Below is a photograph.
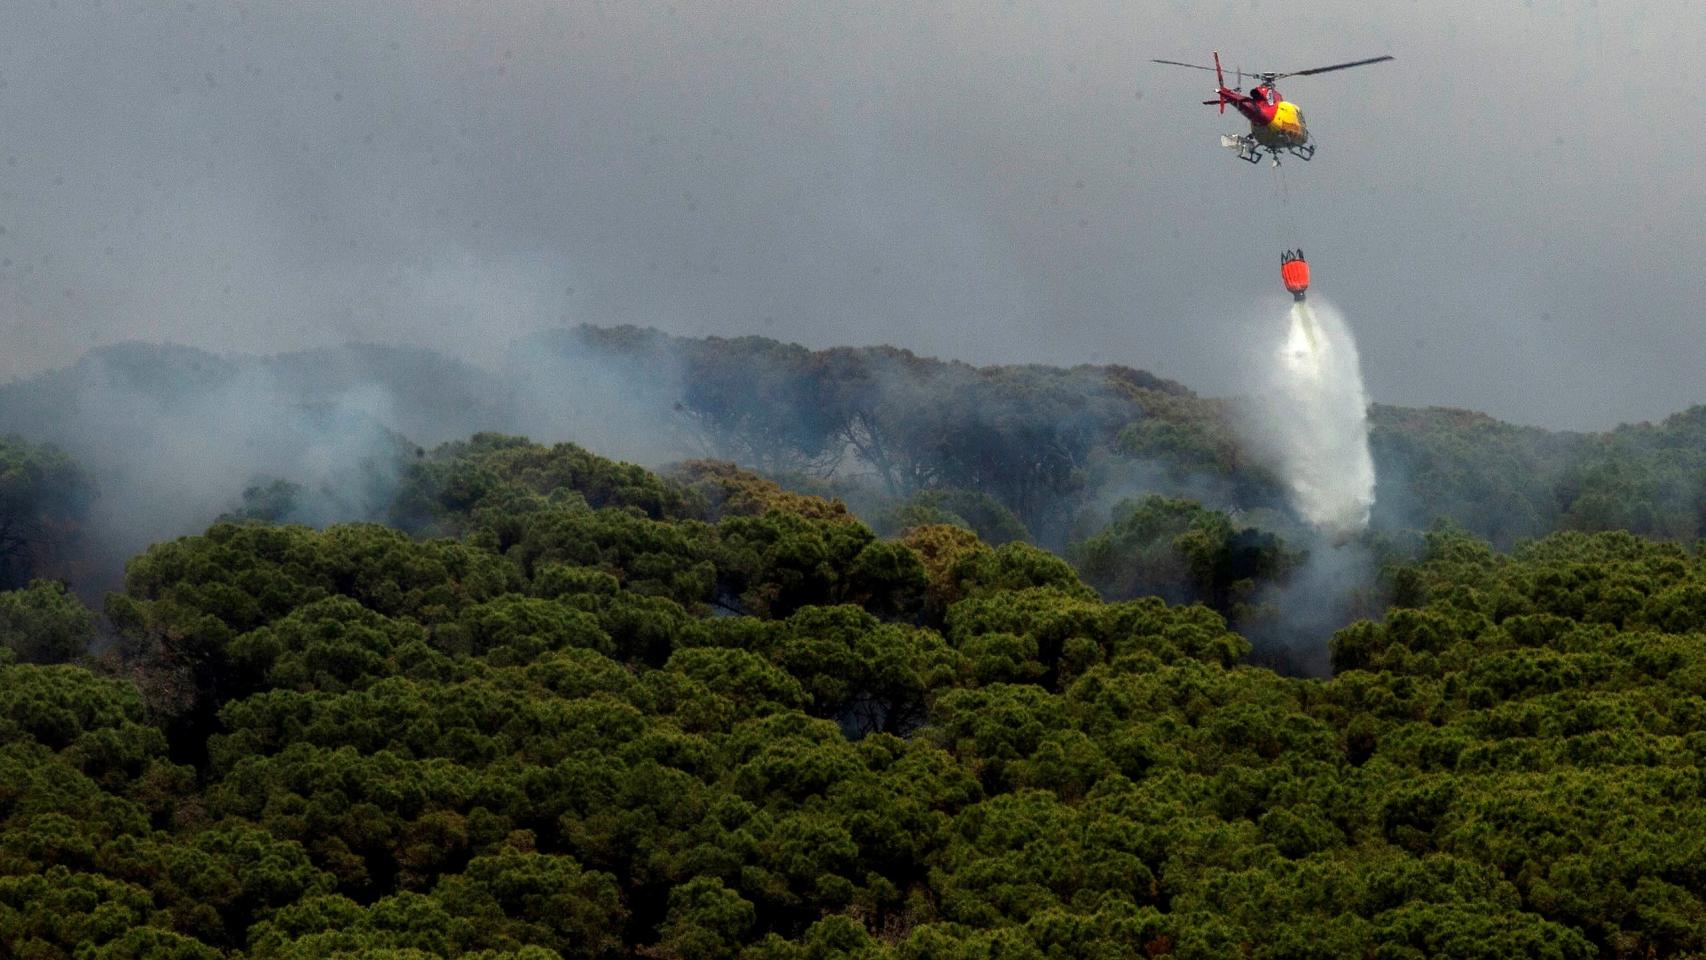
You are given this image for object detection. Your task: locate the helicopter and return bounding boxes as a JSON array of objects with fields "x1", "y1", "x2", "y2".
[{"x1": 1151, "y1": 51, "x2": 1393, "y2": 165}]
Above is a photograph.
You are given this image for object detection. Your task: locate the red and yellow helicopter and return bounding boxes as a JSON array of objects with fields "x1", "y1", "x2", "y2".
[{"x1": 1152, "y1": 52, "x2": 1393, "y2": 165}]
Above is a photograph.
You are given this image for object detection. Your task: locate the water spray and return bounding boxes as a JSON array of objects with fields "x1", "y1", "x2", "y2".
[{"x1": 1253, "y1": 251, "x2": 1375, "y2": 540}]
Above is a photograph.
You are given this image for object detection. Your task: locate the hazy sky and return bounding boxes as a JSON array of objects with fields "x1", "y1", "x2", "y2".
[{"x1": 0, "y1": 0, "x2": 1695, "y2": 430}]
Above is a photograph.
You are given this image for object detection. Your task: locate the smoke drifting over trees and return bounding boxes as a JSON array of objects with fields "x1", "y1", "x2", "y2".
[
  {"x1": 0, "y1": 330, "x2": 1223, "y2": 591},
  {"x1": 6, "y1": 4, "x2": 1706, "y2": 956},
  {"x1": 12, "y1": 327, "x2": 1706, "y2": 666}
]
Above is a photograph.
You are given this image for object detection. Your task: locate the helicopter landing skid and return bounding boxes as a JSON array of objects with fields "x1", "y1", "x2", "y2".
[
  {"x1": 1221, "y1": 136, "x2": 1316, "y2": 167},
  {"x1": 1221, "y1": 134, "x2": 1263, "y2": 164}
]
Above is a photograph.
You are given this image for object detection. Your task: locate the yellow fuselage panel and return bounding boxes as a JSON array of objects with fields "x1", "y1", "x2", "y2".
[{"x1": 1254, "y1": 100, "x2": 1307, "y2": 147}]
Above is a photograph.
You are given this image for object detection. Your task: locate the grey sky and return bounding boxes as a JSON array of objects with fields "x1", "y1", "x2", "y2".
[{"x1": 0, "y1": 0, "x2": 1695, "y2": 430}]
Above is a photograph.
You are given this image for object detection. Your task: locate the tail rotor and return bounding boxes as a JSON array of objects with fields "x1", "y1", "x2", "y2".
[{"x1": 1213, "y1": 51, "x2": 1226, "y2": 114}]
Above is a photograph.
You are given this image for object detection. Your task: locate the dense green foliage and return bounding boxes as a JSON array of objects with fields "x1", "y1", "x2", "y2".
[
  {"x1": 14, "y1": 334, "x2": 1706, "y2": 955},
  {"x1": 0, "y1": 436, "x2": 89, "y2": 590},
  {"x1": 1069, "y1": 496, "x2": 1297, "y2": 611},
  {"x1": 0, "y1": 578, "x2": 97, "y2": 664},
  {"x1": 3, "y1": 437, "x2": 1705, "y2": 958},
  {"x1": 1369, "y1": 404, "x2": 1706, "y2": 547}
]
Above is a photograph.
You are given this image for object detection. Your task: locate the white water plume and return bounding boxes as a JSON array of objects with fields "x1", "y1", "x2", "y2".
[{"x1": 1250, "y1": 300, "x2": 1376, "y2": 537}]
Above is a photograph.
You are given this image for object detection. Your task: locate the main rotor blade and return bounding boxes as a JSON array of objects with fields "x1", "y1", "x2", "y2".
[
  {"x1": 1151, "y1": 58, "x2": 1221, "y2": 74},
  {"x1": 1276, "y1": 55, "x2": 1394, "y2": 79}
]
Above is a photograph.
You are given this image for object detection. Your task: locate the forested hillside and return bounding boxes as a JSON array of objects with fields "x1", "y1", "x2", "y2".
[
  {"x1": 10, "y1": 330, "x2": 1706, "y2": 572},
  {"x1": 7, "y1": 334, "x2": 1706, "y2": 956},
  {"x1": 2, "y1": 437, "x2": 1704, "y2": 957},
  {"x1": 10, "y1": 329, "x2": 1706, "y2": 640}
]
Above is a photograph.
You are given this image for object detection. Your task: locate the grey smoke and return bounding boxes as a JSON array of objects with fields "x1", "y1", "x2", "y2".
[
  {"x1": 1246, "y1": 535, "x2": 1382, "y2": 677},
  {"x1": 0, "y1": 345, "x2": 414, "y2": 591}
]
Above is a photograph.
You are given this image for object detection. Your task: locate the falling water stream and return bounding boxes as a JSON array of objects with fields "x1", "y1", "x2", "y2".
[{"x1": 1266, "y1": 300, "x2": 1375, "y2": 537}]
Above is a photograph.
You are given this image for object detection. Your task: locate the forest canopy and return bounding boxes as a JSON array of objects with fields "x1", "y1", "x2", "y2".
[{"x1": 2, "y1": 427, "x2": 1704, "y2": 958}]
